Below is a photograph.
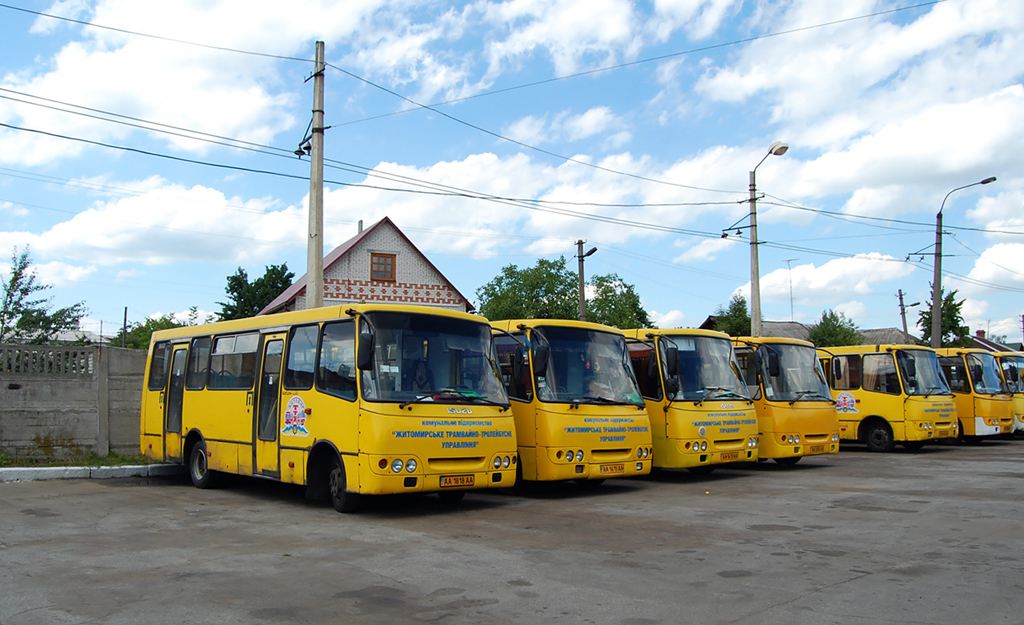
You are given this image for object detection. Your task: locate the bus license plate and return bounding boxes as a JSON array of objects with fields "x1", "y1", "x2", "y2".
[
  {"x1": 809, "y1": 445, "x2": 825, "y2": 453},
  {"x1": 440, "y1": 475, "x2": 474, "y2": 488},
  {"x1": 720, "y1": 452, "x2": 739, "y2": 462},
  {"x1": 600, "y1": 464, "x2": 624, "y2": 475}
]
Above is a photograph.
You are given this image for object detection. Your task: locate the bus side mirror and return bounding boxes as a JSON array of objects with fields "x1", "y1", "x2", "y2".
[
  {"x1": 665, "y1": 377, "x2": 680, "y2": 396},
  {"x1": 663, "y1": 346, "x2": 679, "y2": 377},
  {"x1": 356, "y1": 332, "x2": 374, "y2": 371},
  {"x1": 768, "y1": 352, "x2": 780, "y2": 378},
  {"x1": 905, "y1": 359, "x2": 916, "y2": 378},
  {"x1": 1010, "y1": 367, "x2": 1019, "y2": 383},
  {"x1": 532, "y1": 343, "x2": 549, "y2": 377}
]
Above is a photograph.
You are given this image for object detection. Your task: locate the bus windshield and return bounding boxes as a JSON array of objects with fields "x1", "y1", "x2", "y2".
[
  {"x1": 532, "y1": 326, "x2": 643, "y2": 406},
  {"x1": 360, "y1": 312, "x2": 508, "y2": 405},
  {"x1": 896, "y1": 349, "x2": 951, "y2": 396},
  {"x1": 666, "y1": 335, "x2": 749, "y2": 402},
  {"x1": 1000, "y1": 355, "x2": 1024, "y2": 393},
  {"x1": 760, "y1": 343, "x2": 832, "y2": 402},
  {"x1": 967, "y1": 352, "x2": 1009, "y2": 395}
]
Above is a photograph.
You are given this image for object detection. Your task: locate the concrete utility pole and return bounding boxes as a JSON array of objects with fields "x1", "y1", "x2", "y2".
[
  {"x1": 897, "y1": 289, "x2": 919, "y2": 337},
  {"x1": 306, "y1": 41, "x2": 326, "y2": 310},
  {"x1": 748, "y1": 141, "x2": 788, "y2": 337},
  {"x1": 576, "y1": 240, "x2": 597, "y2": 322}
]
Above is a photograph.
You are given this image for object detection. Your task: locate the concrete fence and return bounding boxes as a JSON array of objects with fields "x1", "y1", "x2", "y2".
[{"x1": 0, "y1": 344, "x2": 146, "y2": 459}]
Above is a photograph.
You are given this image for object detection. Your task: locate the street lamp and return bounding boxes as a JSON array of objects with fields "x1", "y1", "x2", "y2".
[
  {"x1": 930, "y1": 176, "x2": 996, "y2": 347},
  {"x1": 576, "y1": 240, "x2": 597, "y2": 322},
  {"x1": 749, "y1": 141, "x2": 788, "y2": 337}
]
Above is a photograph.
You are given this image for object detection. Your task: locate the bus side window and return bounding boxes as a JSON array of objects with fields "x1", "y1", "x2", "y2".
[
  {"x1": 317, "y1": 321, "x2": 356, "y2": 400},
  {"x1": 285, "y1": 325, "x2": 319, "y2": 390},
  {"x1": 148, "y1": 341, "x2": 171, "y2": 391},
  {"x1": 209, "y1": 333, "x2": 259, "y2": 390},
  {"x1": 939, "y1": 357, "x2": 968, "y2": 394},
  {"x1": 863, "y1": 354, "x2": 899, "y2": 395},
  {"x1": 832, "y1": 355, "x2": 861, "y2": 390},
  {"x1": 627, "y1": 342, "x2": 662, "y2": 400},
  {"x1": 186, "y1": 337, "x2": 211, "y2": 390},
  {"x1": 494, "y1": 335, "x2": 530, "y2": 400}
]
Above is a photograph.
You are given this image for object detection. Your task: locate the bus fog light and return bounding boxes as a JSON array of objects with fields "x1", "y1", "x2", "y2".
[
  {"x1": 503, "y1": 456, "x2": 511, "y2": 468},
  {"x1": 391, "y1": 459, "x2": 404, "y2": 473},
  {"x1": 636, "y1": 462, "x2": 643, "y2": 471},
  {"x1": 575, "y1": 450, "x2": 584, "y2": 462},
  {"x1": 494, "y1": 456, "x2": 502, "y2": 469},
  {"x1": 406, "y1": 459, "x2": 417, "y2": 473}
]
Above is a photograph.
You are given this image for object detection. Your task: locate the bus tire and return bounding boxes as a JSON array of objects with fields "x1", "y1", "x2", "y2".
[
  {"x1": 901, "y1": 441, "x2": 926, "y2": 451},
  {"x1": 328, "y1": 455, "x2": 361, "y2": 513},
  {"x1": 189, "y1": 440, "x2": 216, "y2": 489},
  {"x1": 863, "y1": 422, "x2": 895, "y2": 453},
  {"x1": 438, "y1": 490, "x2": 465, "y2": 504},
  {"x1": 774, "y1": 456, "x2": 801, "y2": 466}
]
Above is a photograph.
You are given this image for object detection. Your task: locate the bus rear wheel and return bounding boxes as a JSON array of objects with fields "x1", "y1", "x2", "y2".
[
  {"x1": 863, "y1": 423, "x2": 895, "y2": 452},
  {"x1": 189, "y1": 441, "x2": 216, "y2": 489},
  {"x1": 328, "y1": 455, "x2": 361, "y2": 513}
]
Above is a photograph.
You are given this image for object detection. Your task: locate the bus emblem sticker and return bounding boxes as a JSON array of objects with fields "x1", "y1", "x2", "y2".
[
  {"x1": 835, "y1": 391, "x2": 858, "y2": 414},
  {"x1": 282, "y1": 396, "x2": 310, "y2": 437}
]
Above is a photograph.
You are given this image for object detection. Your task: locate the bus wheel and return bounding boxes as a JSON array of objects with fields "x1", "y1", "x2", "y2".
[
  {"x1": 901, "y1": 441, "x2": 926, "y2": 451},
  {"x1": 438, "y1": 491, "x2": 465, "y2": 504},
  {"x1": 328, "y1": 455, "x2": 361, "y2": 513},
  {"x1": 864, "y1": 424, "x2": 895, "y2": 452},
  {"x1": 774, "y1": 456, "x2": 801, "y2": 466},
  {"x1": 189, "y1": 441, "x2": 216, "y2": 489}
]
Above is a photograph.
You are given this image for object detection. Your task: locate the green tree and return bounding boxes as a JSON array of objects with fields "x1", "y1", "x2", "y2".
[
  {"x1": 918, "y1": 287, "x2": 972, "y2": 347},
  {"x1": 808, "y1": 309, "x2": 862, "y2": 347},
  {"x1": 712, "y1": 294, "x2": 751, "y2": 337},
  {"x1": 587, "y1": 274, "x2": 652, "y2": 329},
  {"x1": 218, "y1": 263, "x2": 294, "y2": 320},
  {"x1": 1, "y1": 246, "x2": 87, "y2": 344},
  {"x1": 476, "y1": 257, "x2": 578, "y2": 320},
  {"x1": 106, "y1": 306, "x2": 213, "y2": 349}
]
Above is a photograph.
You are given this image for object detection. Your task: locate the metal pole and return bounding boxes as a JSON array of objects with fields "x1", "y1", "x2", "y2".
[
  {"x1": 898, "y1": 290, "x2": 909, "y2": 336},
  {"x1": 577, "y1": 240, "x2": 586, "y2": 322},
  {"x1": 306, "y1": 41, "x2": 326, "y2": 310},
  {"x1": 749, "y1": 169, "x2": 761, "y2": 337}
]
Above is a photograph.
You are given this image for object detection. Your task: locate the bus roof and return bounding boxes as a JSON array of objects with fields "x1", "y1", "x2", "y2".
[
  {"x1": 824, "y1": 344, "x2": 937, "y2": 355},
  {"x1": 621, "y1": 328, "x2": 731, "y2": 341},
  {"x1": 489, "y1": 318, "x2": 626, "y2": 334},
  {"x1": 150, "y1": 303, "x2": 489, "y2": 343},
  {"x1": 733, "y1": 336, "x2": 815, "y2": 348}
]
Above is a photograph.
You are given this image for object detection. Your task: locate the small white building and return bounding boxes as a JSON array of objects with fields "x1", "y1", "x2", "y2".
[{"x1": 258, "y1": 217, "x2": 473, "y2": 315}]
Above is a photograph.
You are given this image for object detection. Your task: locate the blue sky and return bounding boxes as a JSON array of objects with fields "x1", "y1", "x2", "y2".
[{"x1": 1, "y1": 0, "x2": 1022, "y2": 342}]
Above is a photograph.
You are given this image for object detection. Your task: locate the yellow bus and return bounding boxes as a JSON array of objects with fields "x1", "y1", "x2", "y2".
[
  {"x1": 141, "y1": 304, "x2": 517, "y2": 512},
  {"x1": 490, "y1": 319, "x2": 652, "y2": 484},
  {"x1": 935, "y1": 348, "x2": 1014, "y2": 441},
  {"x1": 994, "y1": 352, "x2": 1024, "y2": 435},
  {"x1": 732, "y1": 337, "x2": 840, "y2": 465},
  {"x1": 623, "y1": 329, "x2": 758, "y2": 473},
  {"x1": 818, "y1": 345, "x2": 957, "y2": 451}
]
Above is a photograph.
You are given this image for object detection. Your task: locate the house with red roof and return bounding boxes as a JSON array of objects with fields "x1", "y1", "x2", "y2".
[{"x1": 258, "y1": 217, "x2": 474, "y2": 315}]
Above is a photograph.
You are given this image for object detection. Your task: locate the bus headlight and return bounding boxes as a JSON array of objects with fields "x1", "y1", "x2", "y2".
[
  {"x1": 787, "y1": 435, "x2": 794, "y2": 444},
  {"x1": 700, "y1": 441, "x2": 707, "y2": 452},
  {"x1": 503, "y1": 456, "x2": 511, "y2": 469},
  {"x1": 637, "y1": 448, "x2": 643, "y2": 458},
  {"x1": 391, "y1": 459, "x2": 404, "y2": 473},
  {"x1": 406, "y1": 459, "x2": 417, "y2": 473},
  {"x1": 494, "y1": 456, "x2": 502, "y2": 469},
  {"x1": 567, "y1": 450, "x2": 574, "y2": 462},
  {"x1": 794, "y1": 435, "x2": 800, "y2": 444},
  {"x1": 643, "y1": 448, "x2": 649, "y2": 458},
  {"x1": 575, "y1": 450, "x2": 584, "y2": 462}
]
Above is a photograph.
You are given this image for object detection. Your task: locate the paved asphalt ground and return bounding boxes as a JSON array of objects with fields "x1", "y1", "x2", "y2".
[{"x1": 1, "y1": 440, "x2": 1022, "y2": 625}]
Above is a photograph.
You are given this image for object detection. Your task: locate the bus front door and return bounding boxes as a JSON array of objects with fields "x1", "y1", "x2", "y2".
[
  {"x1": 254, "y1": 334, "x2": 286, "y2": 477},
  {"x1": 164, "y1": 347, "x2": 187, "y2": 462}
]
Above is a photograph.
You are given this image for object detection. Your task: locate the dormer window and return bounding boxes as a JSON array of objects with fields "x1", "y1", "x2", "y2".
[{"x1": 371, "y1": 253, "x2": 395, "y2": 282}]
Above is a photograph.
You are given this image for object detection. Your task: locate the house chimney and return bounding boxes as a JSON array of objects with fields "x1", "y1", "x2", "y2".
[
  {"x1": 358, "y1": 220, "x2": 363, "y2": 233},
  {"x1": 976, "y1": 329, "x2": 986, "y2": 338}
]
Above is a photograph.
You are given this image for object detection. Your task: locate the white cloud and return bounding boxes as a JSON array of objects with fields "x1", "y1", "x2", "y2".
[
  {"x1": 964, "y1": 243, "x2": 1024, "y2": 292},
  {"x1": 503, "y1": 107, "x2": 630, "y2": 146},
  {"x1": 674, "y1": 237, "x2": 735, "y2": 262},
  {"x1": 650, "y1": 0, "x2": 741, "y2": 41},
  {"x1": 833, "y1": 300, "x2": 866, "y2": 324},
  {"x1": 32, "y1": 260, "x2": 96, "y2": 287},
  {"x1": 756, "y1": 255, "x2": 914, "y2": 305},
  {"x1": 650, "y1": 309, "x2": 685, "y2": 328}
]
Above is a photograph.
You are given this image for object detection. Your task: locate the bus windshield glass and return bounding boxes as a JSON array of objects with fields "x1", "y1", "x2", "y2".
[
  {"x1": 533, "y1": 326, "x2": 643, "y2": 406},
  {"x1": 760, "y1": 343, "x2": 831, "y2": 402},
  {"x1": 666, "y1": 335, "x2": 749, "y2": 402},
  {"x1": 967, "y1": 352, "x2": 1009, "y2": 395},
  {"x1": 896, "y1": 349, "x2": 951, "y2": 396},
  {"x1": 360, "y1": 312, "x2": 508, "y2": 405},
  {"x1": 1000, "y1": 355, "x2": 1024, "y2": 393}
]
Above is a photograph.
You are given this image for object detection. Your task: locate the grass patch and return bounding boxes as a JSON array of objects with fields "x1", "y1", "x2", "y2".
[{"x1": 0, "y1": 450, "x2": 156, "y2": 468}]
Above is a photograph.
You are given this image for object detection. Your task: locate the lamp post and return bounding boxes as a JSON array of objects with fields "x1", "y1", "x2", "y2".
[
  {"x1": 930, "y1": 176, "x2": 996, "y2": 348},
  {"x1": 576, "y1": 240, "x2": 597, "y2": 322},
  {"x1": 749, "y1": 141, "x2": 788, "y2": 337}
]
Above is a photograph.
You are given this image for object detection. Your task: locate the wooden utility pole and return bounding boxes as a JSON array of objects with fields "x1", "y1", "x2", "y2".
[{"x1": 306, "y1": 41, "x2": 326, "y2": 309}]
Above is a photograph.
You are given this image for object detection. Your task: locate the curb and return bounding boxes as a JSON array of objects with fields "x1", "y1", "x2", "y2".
[{"x1": 0, "y1": 464, "x2": 185, "y2": 483}]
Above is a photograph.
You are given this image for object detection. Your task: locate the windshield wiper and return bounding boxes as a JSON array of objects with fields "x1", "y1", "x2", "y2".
[
  {"x1": 694, "y1": 386, "x2": 749, "y2": 406},
  {"x1": 788, "y1": 390, "x2": 835, "y2": 405},
  {"x1": 571, "y1": 395, "x2": 643, "y2": 409},
  {"x1": 400, "y1": 388, "x2": 510, "y2": 411}
]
